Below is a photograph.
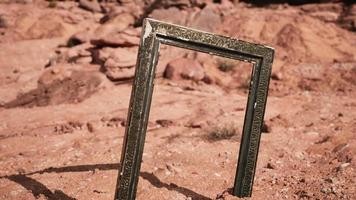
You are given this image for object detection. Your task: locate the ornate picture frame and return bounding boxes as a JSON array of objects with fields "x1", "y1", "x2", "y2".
[{"x1": 115, "y1": 18, "x2": 274, "y2": 200}]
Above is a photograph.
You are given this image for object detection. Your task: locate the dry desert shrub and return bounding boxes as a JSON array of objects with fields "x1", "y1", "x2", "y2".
[{"x1": 205, "y1": 123, "x2": 240, "y2": 141}]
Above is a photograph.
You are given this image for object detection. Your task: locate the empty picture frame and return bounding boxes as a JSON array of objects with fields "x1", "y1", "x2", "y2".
[{"x1": 115, "y1": 18, "x2": 274, "y2": 200}]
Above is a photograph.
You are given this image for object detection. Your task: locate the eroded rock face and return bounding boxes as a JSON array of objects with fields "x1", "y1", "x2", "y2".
[
  {"x1": 164, "y1": 58, "x2": 205, "y2": 81},
  {"x1": 275, "y1": 23, "x2": 307, "y2": 57},
  {"x1": 150, "y1": 7, "x2": 188, "y2": 25},
  {"x1": 188, "y1": 6, "x2": 221, "y2": 32}
]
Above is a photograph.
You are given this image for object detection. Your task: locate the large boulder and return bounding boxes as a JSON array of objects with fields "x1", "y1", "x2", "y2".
[
  {"x1": 93, "y1": 47, "x2": 138, "y2": 81},
  {"x1": 4, "y1": 64, "x2": 104, "y2": 108},
  {"x1": 24, "y1": 13, "x2": 73, "y2": 39},
  {"x1": 0, "y1": 38, "x2": 64, "y2": 86},
  {"x1": 164, "y1": 58, "x2": 205, "y2": 81},
  {"x1": 156, "y1": 46, "x2": 187, "y2": 76},
  {"x1": 90, "y1": 28, "x2": 140, "y2": 47},
  {"x1": 79, "y1": 0, "x2": 103, "y2": 13},
  {"x1": 94, "y1": 47, "x2": 137, "y2": 67},
  {"x1": 0, "y1": 38, "x2": 65, "y2": 104},
  {"x1": 92, "y1": 12, "x2": 135, "y2": 40}
]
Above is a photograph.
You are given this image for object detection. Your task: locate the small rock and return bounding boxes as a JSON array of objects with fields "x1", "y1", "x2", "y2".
[
  {"x1": 215, "y1": 189, "x2": 230, "y2": 200},
  {"x1": 188, "y1": 120, "x2": 205, "y2": 129},
  {"x1": 17, "y1": 168, "x2": 26, "y2": 174},
  {"x1": 93, "y1": 189, "x2": 106, "y2": 194},
  {"x1": 295, "y1": 190, "x2": 309, "y2": 199},
  {"x1": 120, "y1": 119, "x2": 127, "y2": 127},
  {"x1": 332, "y1": 143, "x2": 348, "y2": 153},
  {"x1": 336, "y1": 162, "x2": 350, "y2": 171},
  {"x1": 79, "y1": 0, "x2": 102, "y2": 13},
  {"x1": 262, "y1": 121, "x2": 271, "y2": 133},
  {"x1": 315, "y1": 136, "x2": 330, "y2": 144},
  {"x1": 321, "y1": 187, "x2": 331, "y2": 194},
  {"x1": 164, "y1": 58, "x2": 205, "y2": 81},
  {"x1": 106, "y1": 117, "x2": 125, "y2": 127},
  {"x1": 271, "y1": 72, "x2": 283, "y2": 80},
  {"x1": 324, "y1": 177, "x2": 336, "y2": 184},
  {"x1": 55, "y1": 124, "x2": 74, "y2": 134},
  {"x1": 166, "y1": 163, "x2": 182, "y2": 173},
  {"x1": 0, "y1": 15, "x2": 8, "y2": 28},
  {"x1": 305, "y1": 122, "x2": 314, "y2": 127},
  {"x1": 304, "y1": 131, "x2": 320, "y2": 140},
  {"x1": 86, "y1": 122, "x2": 95, "y2": 133},
  {"x1": 265, "y1": 162, "x2": 276, "y2": 169},
  {"x1": 156, "y1": 119, "x2": 174, "y2": 127}
]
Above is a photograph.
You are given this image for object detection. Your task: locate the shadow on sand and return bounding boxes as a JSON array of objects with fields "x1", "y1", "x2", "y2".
[{"x1": 1, "y1": 163, "x2": 211, "y2": 200}]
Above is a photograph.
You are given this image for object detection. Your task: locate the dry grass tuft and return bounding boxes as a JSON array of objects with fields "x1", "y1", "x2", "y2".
[{"x1": 205, "y1": 123, "x2": 239, "y2": 141}]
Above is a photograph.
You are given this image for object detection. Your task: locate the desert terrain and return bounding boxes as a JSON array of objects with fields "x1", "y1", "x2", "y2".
[{"x1": 0, "y1": 0, "x2": 355, "y2": 199}]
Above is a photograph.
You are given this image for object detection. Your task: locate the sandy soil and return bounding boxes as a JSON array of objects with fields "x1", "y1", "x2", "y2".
[{"x1": 0, "y1": 0, "x2": 355, "y2": 200}]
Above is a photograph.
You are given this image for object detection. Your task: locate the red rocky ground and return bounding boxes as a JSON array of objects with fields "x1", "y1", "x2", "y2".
[{"x1": 0, "y1": 0, "x2": 355, "y2": 199}]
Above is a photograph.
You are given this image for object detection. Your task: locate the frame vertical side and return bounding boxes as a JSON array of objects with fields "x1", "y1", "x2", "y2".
[
  {"x1": 234, "y1": 59, "x2": 262, "y2": 197},
  {"x1": 246, "y1": 54, "x2": 274, "y2": 195},
  {"x1": 234, "y1": 51, "x2": 273, "y2": 197},
  {"x1": 115, "y1": 19, "x2": 159, "y2": 200},
  {"x1": 129, "y1": 37, "x2": 160, "y2": 199}
]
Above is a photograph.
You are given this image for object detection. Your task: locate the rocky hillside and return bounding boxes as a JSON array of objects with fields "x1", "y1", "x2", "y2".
[{"x1": 0, "y1": 0, "x2": 355, "y2": 199}]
